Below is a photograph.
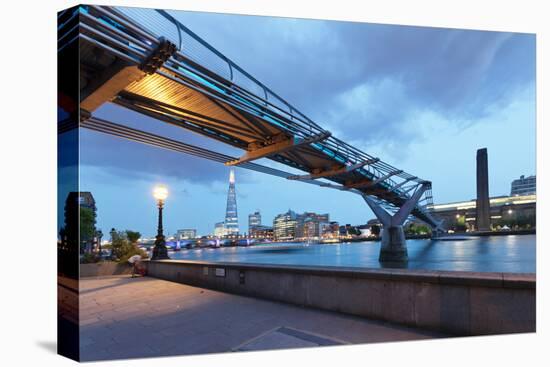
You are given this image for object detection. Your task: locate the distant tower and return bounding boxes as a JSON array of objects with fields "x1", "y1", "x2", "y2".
[
  {"x1": 248, "y1": 210, "x2": 261, "y2": 231},
  {"x1": 224, "y1": 168, "x2": 239, "y2": 235},
  {"x1": 476, "y1": 148, "x2": 491, "y2": 231}
]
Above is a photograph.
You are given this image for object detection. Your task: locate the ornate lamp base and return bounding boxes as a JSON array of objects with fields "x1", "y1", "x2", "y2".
[{"x1": 151, "y1": 235, "x2": 170, "y2": 260}]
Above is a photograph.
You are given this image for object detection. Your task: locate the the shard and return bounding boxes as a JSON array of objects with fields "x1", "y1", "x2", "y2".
[{"x1": 224, "y1": 168, "x2": 239, "y2": 235}]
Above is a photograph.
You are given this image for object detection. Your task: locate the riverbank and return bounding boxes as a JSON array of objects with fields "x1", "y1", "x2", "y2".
[
  {"x1": 222, "y1": 229, "x2": 536, "y2": 245},
  {"x1": 470, "y1": 229, "x2": 536, "y2": 236},
  {"x1": 145, "y1": 260, "x2": 535, "y2": 337}
]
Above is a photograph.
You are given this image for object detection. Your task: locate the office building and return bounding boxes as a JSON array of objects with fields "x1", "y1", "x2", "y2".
[
  {"x1": 249, "y1": 225, "x2": 274, "y2": 240},
  {"x1": 214, "y1": 222, "x2": 226, "y2": 237},
  {"x1": 65, "y1": 191, "x2": 97, "y2": 254},
  {"x1": 176, "y1": 229, "x2": 197, "y2": 240},
  {"x1": 273, "y1": 210, "x2": 298, "y2": 241},
  {"x1": 322, "y1": 221, "x2": 340, "y2": 239},
  {"x1": 511, "y1": 175, "x2": 536, "y2": 196},
  {"x1": 248, "y1": 211, "x2": 262, "y2": 231},
  {"x1": 295, "y1": 212, "x2": 329, "y2": 240},
  {"x1": 429, "y1": 194, "x2": 536, "y2": 232}
]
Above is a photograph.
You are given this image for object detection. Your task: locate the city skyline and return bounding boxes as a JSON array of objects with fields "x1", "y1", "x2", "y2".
[
  {"x1": 88, "y1": 171, "x2": 536, "y2": 240},
  {"x1": 71, "y1": 9, "x2": 536, "y2": 238}
]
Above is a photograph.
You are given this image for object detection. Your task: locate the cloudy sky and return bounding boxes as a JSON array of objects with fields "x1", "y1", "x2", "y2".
[{"x1": 68, "y1": 8, "x2": 535, "y2": 237}]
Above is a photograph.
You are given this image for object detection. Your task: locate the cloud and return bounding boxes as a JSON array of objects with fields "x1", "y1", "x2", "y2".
[
  {"x1": 170, "y1": 10, "x2": 535, "y2": 158},
  {"x1": 327, "y1": 77, "x2": 419, "y2": 143},
  {"x1": 81, "y1": 10, "x2": 535, "y2": 188},
  {"x1": 80, "y1": 130, "x2": 226, "y2": 184},
  {"x1": 75, "y1": 8, "x2": 536, "y2": 233}
]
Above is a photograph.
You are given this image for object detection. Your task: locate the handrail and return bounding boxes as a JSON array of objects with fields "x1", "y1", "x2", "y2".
[{"x1": 71, "y1": 5, "x2": 439, "y2": 226}]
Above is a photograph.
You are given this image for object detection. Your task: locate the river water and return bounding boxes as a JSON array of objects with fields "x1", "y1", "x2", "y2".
[{"x1": 168, "y1": 234, "x2": 535, "y2": 273}]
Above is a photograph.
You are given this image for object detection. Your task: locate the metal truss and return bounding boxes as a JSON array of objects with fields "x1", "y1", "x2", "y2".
[{"x1": 59, "y1": 5, "x2": 440, "y2": 228}]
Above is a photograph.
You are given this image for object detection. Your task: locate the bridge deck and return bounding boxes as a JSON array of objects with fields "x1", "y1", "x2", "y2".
[{"x1": 58, "y1": 5, "x2": 439, "y2": 227}]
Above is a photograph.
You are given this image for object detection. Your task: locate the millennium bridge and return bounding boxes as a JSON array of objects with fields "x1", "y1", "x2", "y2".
[{"x1": 58, "y1": 5, "x2": 443, "y2": 262}]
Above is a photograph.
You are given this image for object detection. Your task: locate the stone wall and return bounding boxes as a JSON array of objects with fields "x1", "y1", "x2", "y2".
[
  {"x1": 146, "y1": 260, "x2": 535, "y2": 336},
  {"x1": 80, "y1": 262, "x2": 133, "y2": 277}
]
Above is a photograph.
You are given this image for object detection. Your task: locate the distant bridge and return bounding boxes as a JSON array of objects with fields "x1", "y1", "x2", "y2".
[{"x1": 58, "y1": 5, "x2": 443, "y2": 261}]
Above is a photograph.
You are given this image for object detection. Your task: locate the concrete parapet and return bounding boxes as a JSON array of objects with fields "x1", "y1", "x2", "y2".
[
  {"x1": 80, "y1": 262, "x2": 133, "y2": 277},
  {"x1": 145, "y1": 260, "x2": 535, "y2": 336}
]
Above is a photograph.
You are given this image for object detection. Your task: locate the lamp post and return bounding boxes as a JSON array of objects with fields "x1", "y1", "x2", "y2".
[
  {"x1": 109, "y1": 228, "x2": 116, "y2": 260},
  {"x1": 152, "y1": 185, "x2": 170, "y2": 260},
  {"x1": 96, "y1": 229, "x2": 103, "y2": 255}
]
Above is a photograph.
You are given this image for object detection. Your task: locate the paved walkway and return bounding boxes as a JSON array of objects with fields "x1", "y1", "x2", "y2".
[{"x1": 79, "y1": 276, "x2": 446, "y2": 361}]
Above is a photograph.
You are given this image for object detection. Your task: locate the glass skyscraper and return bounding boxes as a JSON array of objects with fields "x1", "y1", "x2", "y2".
[
  {"x1": 224, "y1": 168, "x2": 239, "y2": 235},
  {"x1": 248, "y1": 211, "x2": 262, "y2": 231}
]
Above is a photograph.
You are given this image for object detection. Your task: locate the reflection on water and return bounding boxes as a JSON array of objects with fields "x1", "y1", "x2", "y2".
[{"x1": 169, "y1": 234, "x2": 535, "y2": 273}]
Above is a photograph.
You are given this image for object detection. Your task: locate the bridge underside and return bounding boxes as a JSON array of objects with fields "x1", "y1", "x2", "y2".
[{"x1": 60, "y1": 5, "x2": 442, "y2": 232}]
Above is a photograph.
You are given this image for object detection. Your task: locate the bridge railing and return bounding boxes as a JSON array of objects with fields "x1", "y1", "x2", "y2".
[
  {"x1": 111, "y1": 6, "x2": 423, "y2": 191},
  {"x1": 71, "y1": 5, "x2": 438, "y2": 226}
]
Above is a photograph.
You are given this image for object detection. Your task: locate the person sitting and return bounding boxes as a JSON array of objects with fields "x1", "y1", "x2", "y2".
[{"x1": 127, "y1": 254, "x2": 143, "y2": 278}]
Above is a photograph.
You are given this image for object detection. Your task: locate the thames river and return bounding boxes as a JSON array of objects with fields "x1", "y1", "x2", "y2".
[{"x1": 168, "y1": 234, "x2": 535, "y2": 273}]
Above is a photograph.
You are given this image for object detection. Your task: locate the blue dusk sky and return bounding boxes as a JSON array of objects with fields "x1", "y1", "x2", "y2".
[{"x1": 71, "y1": 9, "x2": 535, "y2": 238}]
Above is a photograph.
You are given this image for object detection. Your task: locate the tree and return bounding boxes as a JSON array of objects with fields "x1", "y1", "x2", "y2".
[
  {"x1": 126, "y1": 230, "x2": 141, "y2": 244},
  {"x1": 406, "y1": 223, "x2": 431, "y2": 235},
  {"x1": 348, "y1": 226, "x2": 361, "y2": 236},
  {"x1": 80, "y1": 207, "x2": 96, "y2": 253},
  {"x1": 415, "y1": 225, "x2": 431, "y2": 235},
  {"x1": 493, "y1": 212, "x2": 536, "y2": 230},
  {"x1": 370, "y1": 225, "x2": 381, "y2": 237},
  {"x1": 449, "y1": 215, "x2": 467, "y2": 232},
  {"x1": 405, "y1": 223, "x2": 416, "y2": 235},
  {"x1": 111, "y1": 230, "x2": 148, "y2": 263}
]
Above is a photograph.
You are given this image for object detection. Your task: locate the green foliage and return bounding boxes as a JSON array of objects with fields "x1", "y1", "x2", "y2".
[
  {"x1": 406, "y1": 223, "x2": 431, "y2": 235},
  {"x1": 81, "y1": 252, "x2": 100, "y2": 264},
  {"x1": 125, "y1": 230, "x2": 141, "y2": 244},
  {"x1": 348, "y1": 227, "x2": 361, "y2": 236},
  {"x1": 80, "y1": 207, "x2": 96, "y2": 242},
  {"x1": 447, "y1": 215, "x2": 467, "y2": 232},
  {"x1": 493, "y1": 213, "x2": 536, "y2": 230},
  {"x1": 111, "y1": 230, "x2": 148, "y2": 263}
]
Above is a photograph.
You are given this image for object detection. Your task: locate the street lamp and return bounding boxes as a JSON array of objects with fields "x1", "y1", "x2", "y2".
[
  {"x1": 152, "y1": 185, "x2": 170, "y2": 260},
  {"x1": 96, "y1": 229, "x2": 103, "y2": 255}
]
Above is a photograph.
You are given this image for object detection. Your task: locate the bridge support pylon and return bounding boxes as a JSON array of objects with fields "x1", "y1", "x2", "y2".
[{"x1": 362, "y1": 183, "x2": 429, "y2": 263}]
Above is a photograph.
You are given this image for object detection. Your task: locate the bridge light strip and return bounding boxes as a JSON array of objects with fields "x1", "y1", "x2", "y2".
[
  {"x1": 92, "y1": 5, "x2": 416, "y2": 183},
  {"x1": 89, "y1": 21, "x2": 407, "y2": 190},
  {"x1": 79, "y1": 6, "x2": 434, "y2": 219},
  {"x1": 287, "y1": 158, "x2": 380, "y2": 181},
  {"x1": 80, "y1": 12, "x2": 384, "y2": 182},
  {"x1": 224, "y1": 131, "x2": 331, "y2": 166}
]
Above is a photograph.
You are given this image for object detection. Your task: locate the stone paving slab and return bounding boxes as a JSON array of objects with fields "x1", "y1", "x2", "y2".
[
  {"x1": 79, "y1": 276, "x2": 447, "y2": 361},
  {"x1": 234, "y1": 326, "x2": 346, "y2": 352}
]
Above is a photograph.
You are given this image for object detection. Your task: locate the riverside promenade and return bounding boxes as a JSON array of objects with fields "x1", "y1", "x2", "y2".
[{"x1": 79, "y1": 276, "x2": 445, "y2": 361}]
